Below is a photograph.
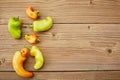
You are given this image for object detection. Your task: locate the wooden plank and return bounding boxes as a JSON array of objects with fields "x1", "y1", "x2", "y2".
[
  {"x1": 0, "y1": 24, "x2": 120, "y2": 71},
  {"x1": 0, "y1": 71, "x2": 120, "y2": 80},
  {"x1": 1, "y1": 0, "x2": 120, "y2": 24}
]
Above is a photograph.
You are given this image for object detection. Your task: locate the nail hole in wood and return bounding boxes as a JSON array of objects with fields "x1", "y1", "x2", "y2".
[
  {"x1": 107, "y1": 49, "x2": 112, "y2": 54},
  {"x1": 88, "y1": 26, "x2": 91, "y2": 30},
  {"x1": 52, "y1": 33, "x2": 55, "y2": 37},
  {"x1": 90, "y1": 0, "x2": 93, "y2": 4}
]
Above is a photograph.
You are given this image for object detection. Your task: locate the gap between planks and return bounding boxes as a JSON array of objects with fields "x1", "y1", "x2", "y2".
[{"x1": 0, "y1": 71, "x2": 120, "y2": 80}]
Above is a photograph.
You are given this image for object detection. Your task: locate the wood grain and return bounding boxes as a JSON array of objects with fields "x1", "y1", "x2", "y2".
[
  {"x1": 1, "y1": 0, "x2": 120, "y2": 79},
  {"x1": 1, "y1": 0, "x2": 120, "y2": 24},
  {"x1": 0, "y1": 24, "x2": 120, "y2": 71},
  {"x1": 0, "y1": 71, "x2": 120, "y2": 80}
]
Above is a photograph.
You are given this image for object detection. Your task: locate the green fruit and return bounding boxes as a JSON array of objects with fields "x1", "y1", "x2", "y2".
[
  {"x1": 31, "y1": 16, "x2": 53, "y2": 32},
  {"x1": 30, "y1": 46, "x2": 44, "y2": 70},
  {"x1": 8, "y1": 17, "x2": 22, "y2": 39}
]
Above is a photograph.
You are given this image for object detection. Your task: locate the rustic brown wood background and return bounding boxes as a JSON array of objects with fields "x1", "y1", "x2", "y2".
[{"x1": 0, "y1": 0, "x2": 120, "y2": 79}]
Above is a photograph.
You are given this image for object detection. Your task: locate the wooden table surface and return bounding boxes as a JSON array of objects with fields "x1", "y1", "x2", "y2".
[{"x1": 0, "y1": 0, "x2": 120, "y2": 80}]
